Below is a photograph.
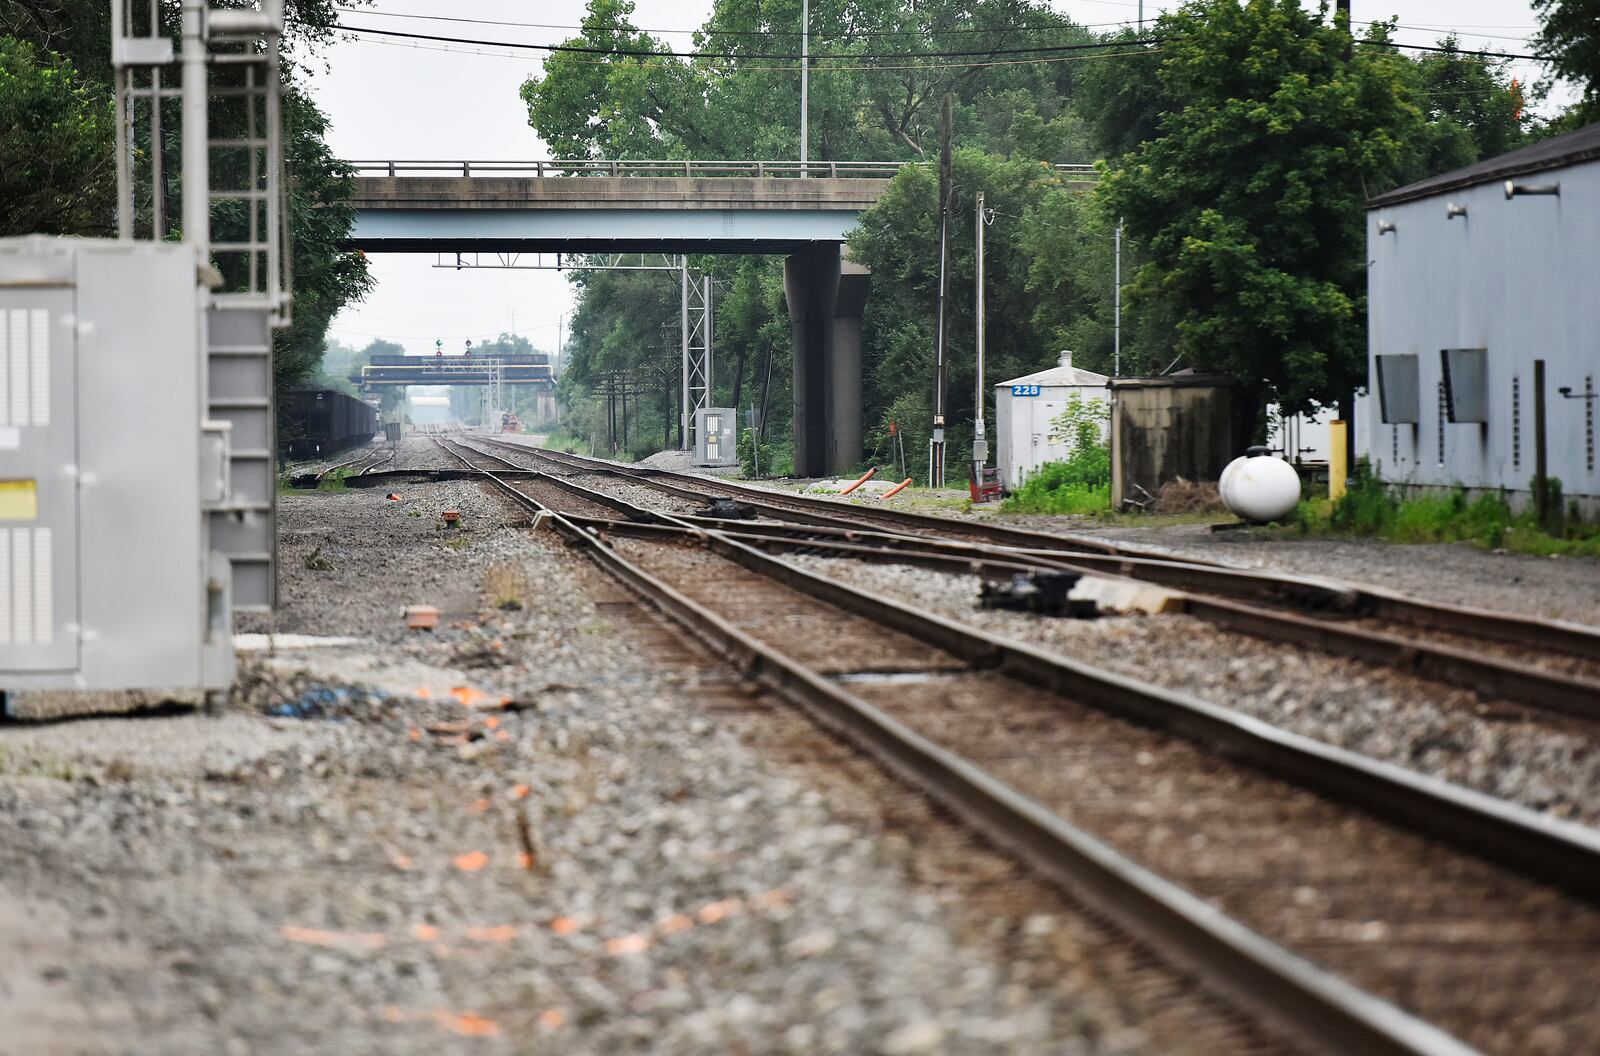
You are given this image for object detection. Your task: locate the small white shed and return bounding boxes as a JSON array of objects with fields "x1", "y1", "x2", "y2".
[{"x1": 994, "y1": 351, "x2": 1110, "y2": 487}]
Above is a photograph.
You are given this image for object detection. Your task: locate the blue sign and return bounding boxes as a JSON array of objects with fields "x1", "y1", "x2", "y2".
[{"x1": 1010, "y1": 384, "x2": 1042, "y2": 397}]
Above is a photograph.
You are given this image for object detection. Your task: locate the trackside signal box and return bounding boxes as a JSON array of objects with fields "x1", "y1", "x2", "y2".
[{"x1": 0, "y1": 237, "x2": 234, "y2": 695}]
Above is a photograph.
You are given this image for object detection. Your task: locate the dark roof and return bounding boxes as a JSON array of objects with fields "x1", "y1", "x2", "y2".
[{"x1": 1367, "y1": 121, "x2": 1600, "y2": 208}]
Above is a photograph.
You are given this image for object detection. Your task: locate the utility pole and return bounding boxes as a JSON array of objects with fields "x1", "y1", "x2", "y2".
[
  {"x1": 800, "y1": 0, "x2": 809, "y2": 176},
  {"x1": 973, "y1": 191, "x2": 988, "y2": 470},
  {"x1": 1113, "y1": 219, "x2": 1122, "y2": 377},
  {"x1": 930, "y1": 94, "x2": 953, "y2": 488}
]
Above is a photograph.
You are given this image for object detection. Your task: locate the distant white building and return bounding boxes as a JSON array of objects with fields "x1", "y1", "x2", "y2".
[{"x1": 993, "y1": 351, "x2": 1110, "y2": 487}]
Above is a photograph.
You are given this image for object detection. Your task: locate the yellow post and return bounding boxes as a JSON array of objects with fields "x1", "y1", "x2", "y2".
[{"x1": 1329, "y1": 420, "x2": 1348, "y2": 502}]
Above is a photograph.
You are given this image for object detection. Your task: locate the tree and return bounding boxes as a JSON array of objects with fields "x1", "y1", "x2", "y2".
[
  {"x1": 2, "y1": 0, "x2": 371, "y2": 405},
  {"x1": 1533, "y1": 0, "x2": 1600, "y2": 124},
  {"x1": 1398, "y1": 38, "x2": 1524, "y2": 182},
  {"x1": 1098, "y1": 0, "x2": 1423, "y2": 444},
  {"x1": 0, "y1": 37, "x2": 114, "y2": 237}
]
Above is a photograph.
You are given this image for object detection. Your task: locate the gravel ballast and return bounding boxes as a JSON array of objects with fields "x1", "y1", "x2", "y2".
[
  {"x1": 785, "y1": 556, "x2": 1600, "y2": 827},
  {"x1": 0, "y1": 475, "x2": 1285, "y2": 1054}
]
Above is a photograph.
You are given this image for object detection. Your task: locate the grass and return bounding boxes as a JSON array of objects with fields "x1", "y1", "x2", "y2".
[
  {"x1": 1000, "y1": 456, "x2": 1112, "y2": 516},
  {"x1": 1291, "y1": 475, "x2": 1600, "y2": 558}
]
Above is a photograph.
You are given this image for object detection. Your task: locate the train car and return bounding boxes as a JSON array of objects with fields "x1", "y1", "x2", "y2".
[{"x1": 283, "y1": 389, "x2": 379, "y2": 459}]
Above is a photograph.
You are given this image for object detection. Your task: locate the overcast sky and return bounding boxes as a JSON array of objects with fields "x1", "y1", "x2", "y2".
[{"x1": 307, "y1": 1, "x2": 1560, "y2": 360}]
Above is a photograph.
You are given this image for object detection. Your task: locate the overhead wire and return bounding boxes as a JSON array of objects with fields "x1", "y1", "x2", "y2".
[
  {"x1": 327, "y1": 20, "x2": 1548, "y2": 67},
  {"x1": 328, "y1": 22, "x2": 1158, "y2": 61},
  {"x1": 329, "y1": 5, "x2": 1151, "y2": 40},
  {"x1": 340, "y1": 34, "x2": 1159, "y2": 73}
]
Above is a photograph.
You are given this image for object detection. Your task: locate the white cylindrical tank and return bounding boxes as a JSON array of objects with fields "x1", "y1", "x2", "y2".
[{"x1": 1220, "y1": 450, "x2": 1301, "y2": 523}]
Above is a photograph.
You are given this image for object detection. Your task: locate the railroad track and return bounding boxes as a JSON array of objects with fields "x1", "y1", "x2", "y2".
[
  {"x1": 285, "y1": 444, "x2": 397, "y2": 487},
  {"x1": 435, "y1": 434, "x2": 1600, "y2": 1056},
  {"x1": 465, "y1": 438, "x2": 1600, "y2": 721},
  {"x1": 483, "y1": 438, "x2": 1201, "y2": 560}
]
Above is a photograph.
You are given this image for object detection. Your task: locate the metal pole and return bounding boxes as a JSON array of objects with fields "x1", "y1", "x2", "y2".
[
  {"x1": 705, "y1": 275, "x2": 714, "y2": 406},
  {"x1": 680, "y1": 256, "x2": 691, "y2": 450},
  {"x1": 112, "y1": 0, "x2": 131, "y2": 240},
  {"x1": 1534, "y1": 358, "x2": 1549, "y2": 526},
  {"x1": 973, "y1": 191, "x2": 987, "y2": 468},
  {"x1": 800, "y1": 0, "x2": 809, "y2": 176},
  {"x1": 181, "y1": 0, "x2": 208, "y2": 253},
  {"x1": 931, "y1": 94, "x2": 952, "y2": 488},
  {"x1": 1114, "y1": 219, "x2": 1123, "y2": 377}
]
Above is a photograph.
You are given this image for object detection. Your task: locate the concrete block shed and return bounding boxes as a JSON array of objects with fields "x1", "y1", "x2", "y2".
[
  {"x1": 1364, "y1": 120, "x2": 1600, "y2": 515},
  {"x1": 993, "y1": 352, "x2": 1110, "y2": 487}
]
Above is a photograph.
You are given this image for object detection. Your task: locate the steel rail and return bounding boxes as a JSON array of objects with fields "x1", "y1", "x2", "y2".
[
  {"x1": 430, "y1": 435, "x2": 1481, "y2": 1056},
  {"x1": 470, "y1": 441, "x2": 1600, "y2": 716},
  {"x1": 497, "y1": 439, "x2": 1600, "y2": 665},
  {"x1": 563, "y1": 512, "x2": 1600, "y2": 721},
  {"x1": 483, "y1": 438, "x2": 1187, "y2": 562},
  {"x1": 446, "y1": 439, "x2": 1600, "y2": 893}
]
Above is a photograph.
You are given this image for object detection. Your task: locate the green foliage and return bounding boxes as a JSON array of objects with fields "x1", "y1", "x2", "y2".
[
  {"x1": 265, "y1": 88, "x2": 373, "y2": 399},
  {"x1": 1533, "y1": 0, "x2": 1600, "y2": 123},
  {"x1": 737, "y1": 427, "x2": 776, "y2": 478},
  {"x1": 1099, "y1": 1, "x2": 1425, "y2": 433},
  {"x1": 521, "y1": 0, "x2": 1558, "y2": 474},
  {"x1": 0, "y1": 36, "x2": 114, "y2": 237},
  {"x1": 1304, "y1": 474, "x2": 1600, "y2": 557},
  {"x1": 1000, "y1": 461, "x2": 1109, "y2": 515},
  {"x1": 3, "y1": 3, "x2": 370, "y2": 411},
  {"x1": 1000, "y1": 392, "x2": 1110, "y2": 515}
]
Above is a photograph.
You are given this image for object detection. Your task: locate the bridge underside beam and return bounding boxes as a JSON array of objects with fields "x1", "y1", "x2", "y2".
[
  {"x1": 354, "y1": 373, "x2": 554, "y2": 386},
  {"x1": 786, "y1": 245, "x2": 870, "y2": 478},
  {"x1": 343, "y1": 208, "x2": 863, "y2": 256}
]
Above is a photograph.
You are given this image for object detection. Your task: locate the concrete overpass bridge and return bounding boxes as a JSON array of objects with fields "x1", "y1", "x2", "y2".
[{"x1": 343, "y1": 159, "x2": 1096, "y2": 474}]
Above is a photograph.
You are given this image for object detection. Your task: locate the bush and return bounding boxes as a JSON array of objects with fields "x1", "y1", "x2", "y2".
[
  {"x1": 1000, "y1": 393, "x2": 1112, "y2": 516},
  {"x1": 738, "y1": 427, "x2": 777, "y2": 478},
  {"x1": 1002, "y1": 456, "x2": 1112, "y2": 515}
]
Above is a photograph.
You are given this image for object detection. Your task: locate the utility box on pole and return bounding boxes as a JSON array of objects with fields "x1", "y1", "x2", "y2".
[{"x1": 0, "y1": 238, "x2": 233, "y2": 693}]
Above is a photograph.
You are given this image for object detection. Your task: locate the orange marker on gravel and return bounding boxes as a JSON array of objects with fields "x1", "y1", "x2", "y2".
[
  {"x1": 548, "y1": 916, "x2": 579, "y2": 936},
  {"x1": 433, "y1": 1010, "x2": 500, "y2": 1038},
  {"x1": 452, "y1": 851, "x2": 489, "y2": 873},
  {"x1": 604, "y1": 933, "x2": 650, "y2": 956},
  {"x1": 538, "y1": 1008, "x2": 566, "y2": 1030},
  {"x1": 881, "y1": 477, "x2": 914, "y2": 499},
  {"x1": 656, "y1": 913, "x2": 694, "y2": 936}
]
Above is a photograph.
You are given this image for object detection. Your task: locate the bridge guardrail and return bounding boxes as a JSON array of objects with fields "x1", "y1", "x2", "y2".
[{"x1": 348, "y1": 159, "x2": 1100, "y2": 180}]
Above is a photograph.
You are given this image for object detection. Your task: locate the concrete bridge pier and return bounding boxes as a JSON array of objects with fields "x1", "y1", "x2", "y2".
[{"x1": 785, "y1": 244, "x2": 869, "y2": 477}]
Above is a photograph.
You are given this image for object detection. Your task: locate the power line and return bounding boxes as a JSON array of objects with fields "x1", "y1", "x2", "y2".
[
  {"x1": 329, "y1": 22, "x2": 1158, "y2": 61},
  {"x1": 340, "y1": 34, "x2": 1159, "y2": 73},
  {"x1": 330, "y1": 5, "x2": 1144, "y2": 41},
  {"x1": 328, "y1": 21, "x2": 1547, "y2": 67}
]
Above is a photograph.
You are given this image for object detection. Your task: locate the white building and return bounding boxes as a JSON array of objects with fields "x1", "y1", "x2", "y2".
[
  {"x1": 1363, "y1": 121, "x2": 1600, "y2": 515},
  {"x1": 993, "y1": 351, "x2": 1110, "y2": 487}
]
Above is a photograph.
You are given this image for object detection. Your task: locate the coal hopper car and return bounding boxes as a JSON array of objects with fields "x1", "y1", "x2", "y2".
[{"x1": 283, "y1": 389, "x2": 379, "y2": 459}]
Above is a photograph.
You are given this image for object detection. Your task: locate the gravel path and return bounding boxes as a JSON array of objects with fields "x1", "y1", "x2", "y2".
[
  {"x1": 0, "y1": 478, "x2": 1286, "y2": 1055},
  {"x1": 785, "y1": 556, "x2": 1600, "y2": 828}
]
